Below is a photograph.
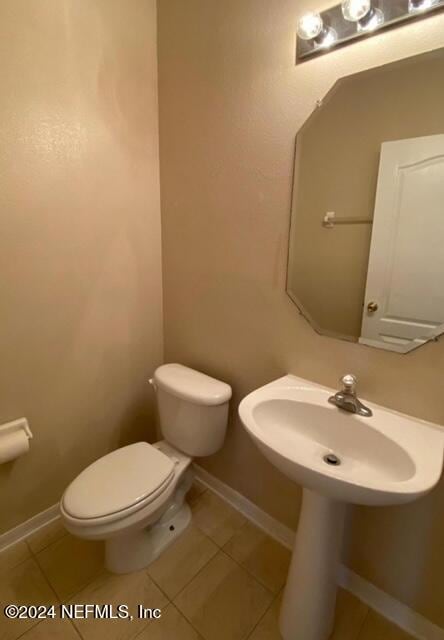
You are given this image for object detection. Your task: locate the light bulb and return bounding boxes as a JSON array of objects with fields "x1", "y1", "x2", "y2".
[
  {"x1": 342, "y1": 0, "x2": 372, "y2": 22},
  {"x1": 342, "y1": 0, "x2": 384, "y2": 32},
  {"x1": 297, "y1": 12, "x2": 337, "y2": 49},
  {"x1": 409, "y1": 0, "x2": 439, "y2": 11},
  {"x1": 297, "y1": 12, "x2": 324, "y2": 40}
]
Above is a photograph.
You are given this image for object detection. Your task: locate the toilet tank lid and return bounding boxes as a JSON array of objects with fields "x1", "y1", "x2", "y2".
[{"x1": 153, "y1": 364, "x2": 232, "y2": 406}]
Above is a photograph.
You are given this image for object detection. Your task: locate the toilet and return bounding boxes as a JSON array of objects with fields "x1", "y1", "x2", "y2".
[{"x1": 60, "y1": 363, "x2": 232, "y2": 574}]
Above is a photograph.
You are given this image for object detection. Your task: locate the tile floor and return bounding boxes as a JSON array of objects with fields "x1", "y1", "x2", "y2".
[{"x1": 0, "y1": 482, "x2": 415, "y2": 640}]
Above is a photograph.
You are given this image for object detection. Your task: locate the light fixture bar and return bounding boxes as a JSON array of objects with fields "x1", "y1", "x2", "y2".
[{"x1": 297, "y1": 0, "x2": 444, "y2": 62}]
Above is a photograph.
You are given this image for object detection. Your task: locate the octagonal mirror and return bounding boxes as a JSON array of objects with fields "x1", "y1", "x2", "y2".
[{"x1": 287, "y1": 48, "x2": 444, "y2": 354}]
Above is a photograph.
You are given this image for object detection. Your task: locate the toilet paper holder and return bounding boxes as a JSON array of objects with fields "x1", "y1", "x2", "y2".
[{"x1": 0, "y1": 417, "x2": 33, "y2": 442}]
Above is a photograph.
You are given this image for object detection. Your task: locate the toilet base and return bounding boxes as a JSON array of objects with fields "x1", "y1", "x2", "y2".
[{"x1": 105, "y1": 502, "x2": 192, "y2": 574}]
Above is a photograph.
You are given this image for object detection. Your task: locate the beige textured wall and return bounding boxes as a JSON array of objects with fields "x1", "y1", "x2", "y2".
[
  {"x1": 288, "y1": 50, "x2": 444, "y2": 340},
  {"x1": 0, "y1": 0, "x2": 163, "y2": 533},
  {"x1": 158, "y1": 0, "x2": 444, "y2": 627}
]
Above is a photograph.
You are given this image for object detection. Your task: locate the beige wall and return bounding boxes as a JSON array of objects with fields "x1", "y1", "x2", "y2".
[
  {"x1": 0, "y1": 0, "x2": 163, "y2": 533},
  {"x1": 158, "y1": 0, "x2": 444, "y2": 628},
  {"x1": 288, "y1": 50, "x2": 444, "y2": 339}
]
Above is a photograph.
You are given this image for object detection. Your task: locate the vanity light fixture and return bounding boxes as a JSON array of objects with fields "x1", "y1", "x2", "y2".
[{"x1": 297, "y1": 0, "x2": 444, "y2": 61}]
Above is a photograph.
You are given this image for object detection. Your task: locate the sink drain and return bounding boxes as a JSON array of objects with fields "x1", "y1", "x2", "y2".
[{"x1": 323, "y1": 453, "x2": 341, "y2": 467}]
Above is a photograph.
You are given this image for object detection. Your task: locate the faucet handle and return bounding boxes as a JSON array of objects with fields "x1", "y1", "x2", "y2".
[{"x1": 340, "y1": 374, "x2": 357, "y2": 394}]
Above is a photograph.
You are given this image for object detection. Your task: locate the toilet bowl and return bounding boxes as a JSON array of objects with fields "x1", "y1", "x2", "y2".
[{"x1": 60, "y1": 364, "x2": 231, "y2": 574}]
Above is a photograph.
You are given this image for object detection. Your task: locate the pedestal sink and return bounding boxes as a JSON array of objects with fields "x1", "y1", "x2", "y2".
[{"x1": 239, "y1": 375, "x2": 444, "y2": 640}]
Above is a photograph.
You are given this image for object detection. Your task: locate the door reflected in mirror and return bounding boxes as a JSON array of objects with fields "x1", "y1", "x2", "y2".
[{"x1": 286, "y1": 48, "x2": 444, "y2": 353}]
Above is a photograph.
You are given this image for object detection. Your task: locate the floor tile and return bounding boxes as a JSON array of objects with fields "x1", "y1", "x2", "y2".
[
  {"x1": 18, "y1": 618, "x2": 79, "y2": 639},
  {"x1": 191, "y1": 491, "x2": 246, "y2": 547},
  {"x1": 331, "y1": 589, "x2": 368, "y2": 640},
  {"x1": 223, "y1": 522, "x2": 291, "y2": 594},
  {"x1": 248, "y1": 595, "x2": 282, "y2": 640},
  {"x1": 174, "y1": 551, "x2": 273, "y2": 640},
  {"x1": 36, "y1": 534, "x2": 104, "y2": 600},
  {"x1": 0, "y1": 557, "x2": 58, "y2": 640},
  {"x1": 147, "y1": 524, "x2": 218, "y2": 599},
  {"x1": 0, "y1": 541, "x2": 31, "y2": 573},
  {"x1": 358, "y1": 610, "x2": 414, "y2": 640},
  {"x1": 187, "y1": 481, "x2": 207, "y2": 506},
  {"x1": 71, "y1": 569, "x2": 168, "y2": 640},
  {"x1": 135, "y1": 604, "x2": 201, "y2": 640},
  {"x1": 27, "y1": 519, "x2": 67, "y2": 554}
]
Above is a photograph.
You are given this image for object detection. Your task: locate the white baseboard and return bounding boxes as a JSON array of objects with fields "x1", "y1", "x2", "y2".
[
  {"x1": 338, "y1": 567, "x2": 444, "y2": 640},
  {"x1": 193, "y1": 464, "x2": 444, "y2": 640},
  {"x1": 0, "y1": 504, "x2": 59, "y2": 551}
]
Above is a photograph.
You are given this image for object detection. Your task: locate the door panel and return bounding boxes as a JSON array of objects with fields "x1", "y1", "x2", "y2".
[{"x1": 360, "y1": 135, "x2": 444, "y2": 352}]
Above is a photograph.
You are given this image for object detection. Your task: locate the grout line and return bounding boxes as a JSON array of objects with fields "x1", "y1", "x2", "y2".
[
  {"x1": 28, "y1": 529, "x2": 69, "y2": 556},
  {"x1": 168, "y1": 603, "x2": 207, "y2": 640},
  {"x1": 245, "y1": 591, "x2": 282, "y2": 640},
  {"x1": 130, "y1": 602, "x2": 173, "y2": 640},
  {"x1": 69, "y1": 603, "x2": 85, "y2": 639},
  {"x1": 218, "y1": 547, "x2": 275, "y2": 598},
  {"x1": 191, "y1": 491, "x2": 249, "y2": 551},
  {"x1": 355, "y1": 608, "x2": 371, "y2": 640},
  {"x1": 30, "y1": 548, "x2": 63, "y2": 606},
  {"x1": 169, "y1": 586, "x2": 206, "y2": 637},
  {"x1": 24, "y1": 521, "x2": 68, "y2": 559},
  {"x1": 222, "y1": 538, "x2": 283, "y2": 595},
  {"x1": 170, "y1": 538, "x2": 275, "y2": 639},
  {"x1": 9, "y1": 551, "x2": 63, "y2": 640},
  {"x1": 220, "y1": 518, "x2": 290, "y2": 595},
  {"x1": 160, "y1": 532, "x2": 219, "y2": 601},
  {"x1": 194, "y1": 489, "x2": 277, "y2": 595},
  {"x1": 12, "y1": 621, "x2": 41, "y2": 640},
  {"x1": 193, "y1": 465, "x2": 294, "y2": 550},
  {"x1": 0, "y1": 543, "x2": 32, "y2": 574},
  {"x1": 2, "y1": 540, "x2": 81, "y2": 640},
  {"x1": 193, "y1": 489, "x2": 280, "y2": 596},
  {"x1": 65, "y1": 566, "x2": 108, "y2": 602},
  {"x1": 159, "y1": 494, "x2": 237, "y2": 603},
  {"x1": 144, "y1": 565, "x2": 174, "y2": 605},
  {"x1": 30, "y1": 534, "x2": 107, "y2": 605},
  {"x1": 69, "y1": 619, "x2": 84, "y2": 640},
  {"x1": 144, "y1": 498, "x2": 222, "y2": 606},
  {"x1": 25, "y1": 540, "x2": 61, "y2": 604},
  {"x1": 218, "y1": 547, "x2": 276, "y2": 640}
]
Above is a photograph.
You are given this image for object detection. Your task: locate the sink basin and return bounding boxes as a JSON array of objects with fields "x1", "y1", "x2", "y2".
[
  {"x1": 239, "y1": 376, "x2": 444, "y2": 506},
  {"x1": 239, "y1": 375, "x2": 444, "y2": 640}
]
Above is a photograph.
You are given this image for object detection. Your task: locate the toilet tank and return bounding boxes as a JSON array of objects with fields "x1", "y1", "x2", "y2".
[{"x1": 152, "y1": 364, "x2": 232, "y2": 457}]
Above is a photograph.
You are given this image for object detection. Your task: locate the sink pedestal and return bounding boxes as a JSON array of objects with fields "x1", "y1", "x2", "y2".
[{"x1": 279, "y1": 489, "x2": 346, "y2": 640}]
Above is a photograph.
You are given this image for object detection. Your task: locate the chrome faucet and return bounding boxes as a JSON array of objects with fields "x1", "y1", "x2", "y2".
[{"x1": 328, "y1": 374, "x2": 373, "y2": 418}]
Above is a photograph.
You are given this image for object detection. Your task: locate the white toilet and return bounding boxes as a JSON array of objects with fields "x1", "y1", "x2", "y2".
[{"x1": 60, "y1": 363, "x2": 231, "y2": 574}]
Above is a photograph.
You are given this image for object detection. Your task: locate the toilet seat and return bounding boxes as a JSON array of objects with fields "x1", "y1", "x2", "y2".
[{"x1": 61, "y1": 442, "x2": 175, "y2": 524}]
